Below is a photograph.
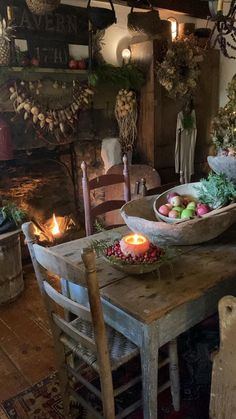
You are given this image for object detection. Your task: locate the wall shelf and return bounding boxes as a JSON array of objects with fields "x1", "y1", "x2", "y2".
[{"x1": 0, "y1": 66, "x2": 88, "y2": 83}]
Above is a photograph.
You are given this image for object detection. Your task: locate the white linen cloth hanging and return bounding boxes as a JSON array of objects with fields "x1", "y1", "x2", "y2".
[{"x1": 175, "y1": 110, "x2": 197, "y2": 184}]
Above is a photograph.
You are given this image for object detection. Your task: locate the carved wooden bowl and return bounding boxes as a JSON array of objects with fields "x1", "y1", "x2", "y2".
[{"x1": 120, "y1": 197, "x2": 236, "y2": 246}]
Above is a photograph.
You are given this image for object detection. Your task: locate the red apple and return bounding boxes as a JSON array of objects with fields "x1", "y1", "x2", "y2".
[
  {"x1": 167, "y1": 192, "x2": 179, "y2": 203},
  {"x1": 158, "y1": 204, "x2": 170, "y2": 216},
  {"x1": 31, "y1": 57, "x2": 39, "y2": 67},
  {"x1": 168, "y1": 210, "x2": 179, "y2": 219},
  {"x1": 196, "y1": 204, "x2": 211, "y2": 216},
  {"x1": 77, "y1": 59, "x2": 87, "y2": 70},
  {"x1": 182, "y1": 198, "x2": 189, "y2": 207},
  {"x1": 170, "y1": 195, "x2": 183, "y2": 207},
  {"x1": 68, "y1": 59, "x2": 77, "y2": 69}
]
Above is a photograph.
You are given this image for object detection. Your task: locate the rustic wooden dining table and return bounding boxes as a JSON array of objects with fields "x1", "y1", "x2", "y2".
[{"x1": 50, "y1": 223, "x2": 236, "y2": 419}]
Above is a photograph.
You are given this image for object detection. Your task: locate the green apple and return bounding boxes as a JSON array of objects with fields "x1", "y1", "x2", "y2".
[
  {"x1": 187, "y1": 201, "x2": 196, "y2": 210},
  {"x1": 181, "y1": 208, "x2": 195, "y2": 219},
  {"x1": 172, "y1": 206, "x2": 184, "y2": 214}
]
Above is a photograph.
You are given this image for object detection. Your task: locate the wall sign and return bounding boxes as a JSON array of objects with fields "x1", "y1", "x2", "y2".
[
  {"x1": 0, "y1": 0, "x2": 89, "y2": 45},
  {"x1": 28, "y1": 38, "x2": 69, "y2": 68}
]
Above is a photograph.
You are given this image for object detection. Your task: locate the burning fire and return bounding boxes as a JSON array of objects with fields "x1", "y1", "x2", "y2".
[
  {"x1": 33, "y1": 214, "x2": 75, "y2": 242},
  {"x1": 51, "y1": 213, "x2": 60, "y2": 236}
]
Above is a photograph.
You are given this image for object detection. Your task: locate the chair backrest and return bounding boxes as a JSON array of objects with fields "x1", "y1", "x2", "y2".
[
  {"x1": 81, "y1": 154, "x2": 131, "y2": 236},
  {"x1": 135, "y1": 178, "x2": 179, "y2": 197},
  {"x1": 32, "y1": 241, "x2": 116, "y2": 418}
]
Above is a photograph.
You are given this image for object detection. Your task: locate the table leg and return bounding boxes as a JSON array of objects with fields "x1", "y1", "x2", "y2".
[
  {"x1": 140, "y1": 323, "x2": 159, "y2": 419},
  {"x1": 169, "y1": 339, "x2": 180, "y2": 411}
]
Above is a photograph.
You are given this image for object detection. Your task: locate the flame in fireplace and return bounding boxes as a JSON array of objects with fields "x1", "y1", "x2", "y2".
[{"x1": 51, "y1": 214, "x2": 60, "y2": 236}]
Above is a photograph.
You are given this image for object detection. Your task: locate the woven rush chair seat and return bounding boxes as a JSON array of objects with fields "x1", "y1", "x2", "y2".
[{"x1": 61, "y1": 317, "x2": 139, "y2": 372}]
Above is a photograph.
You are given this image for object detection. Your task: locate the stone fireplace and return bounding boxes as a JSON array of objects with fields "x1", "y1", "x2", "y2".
[{"x1": 0, "y1": 106, "x2": 118, "y2": 248}]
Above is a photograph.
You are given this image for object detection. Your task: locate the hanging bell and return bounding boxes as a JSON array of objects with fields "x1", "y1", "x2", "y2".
[{"x1": 0, "y1": 117, "x2": 13, "y2": 160}]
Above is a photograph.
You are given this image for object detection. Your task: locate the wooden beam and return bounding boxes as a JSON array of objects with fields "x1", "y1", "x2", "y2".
[{"x1": 126, "y1": 0, "x2": 210, "y2": 19}]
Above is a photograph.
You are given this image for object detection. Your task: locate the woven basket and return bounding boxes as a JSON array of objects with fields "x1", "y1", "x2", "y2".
[
  {"x1": 26, "y1": 0, "x2": 61, "y2": 15},
  {"x1": 87, "y1": 0, "x2": 116, "y2": 30},
  {"x1": 128, "y1": 7, "x2": 170, "y2": 38}
]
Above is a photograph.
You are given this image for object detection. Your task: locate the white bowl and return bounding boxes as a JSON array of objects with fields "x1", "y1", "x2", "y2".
[{"x1": 153, "y1": 182, "x2": 200, "y2": 224}]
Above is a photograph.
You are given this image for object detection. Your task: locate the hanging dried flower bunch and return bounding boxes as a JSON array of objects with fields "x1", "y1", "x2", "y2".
[
  {"x1": 211, "y1": 75, "x2": 236, "y2": 156},
  {"x1": 156, "y1": 38, "x2": 204, "y2": 100},
  {"x1": 115, "y1": 89, "x2": 137, "y2": 153},
  {"x1": 9, "y1": 79, "x2": 93, "y2": 143}
]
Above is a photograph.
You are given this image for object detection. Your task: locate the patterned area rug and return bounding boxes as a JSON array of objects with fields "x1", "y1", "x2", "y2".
[
  {"x1": 0, "y1": 318, "x2": 219, "y2": 419},
  {"x1": 0, "y1": 374, "x2": 63, "y2": 419}
]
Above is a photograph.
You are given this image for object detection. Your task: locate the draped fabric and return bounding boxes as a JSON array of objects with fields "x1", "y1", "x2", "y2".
[{"x1": 175, "y1": 110, "x2": 197, "y2": 184}]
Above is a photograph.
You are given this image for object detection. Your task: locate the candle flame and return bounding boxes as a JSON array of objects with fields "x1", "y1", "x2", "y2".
[
  {"x1": 51, "y1": 214, "x2": 60, "y2": 236},
  {"x1": 126, "y1": 234, "x2": 146, "y2": 245}
]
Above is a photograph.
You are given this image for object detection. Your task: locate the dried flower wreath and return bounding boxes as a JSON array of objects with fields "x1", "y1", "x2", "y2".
[{"x1": 156, "y1": 38, "x2": 204, "y2": 100}]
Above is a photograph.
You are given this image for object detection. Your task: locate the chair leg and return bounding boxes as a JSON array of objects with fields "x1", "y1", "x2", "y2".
[
  {"x1": 169, "y1": 338, "x2": 180, "y2": 411},
  {"x1": 58, "y1": 363, "x2": 71, "y2": 418},
  {"x1": 53, "y1": 337, "x2": 72, "y2": 418}
]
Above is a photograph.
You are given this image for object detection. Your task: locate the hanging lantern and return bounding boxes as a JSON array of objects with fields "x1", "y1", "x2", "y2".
[
  {"x1": 26, "y1": 0, "x2": 61, "y2": 16},
  {"x1": 0, "y1": 117, "x2": 13, "y2": 160}
]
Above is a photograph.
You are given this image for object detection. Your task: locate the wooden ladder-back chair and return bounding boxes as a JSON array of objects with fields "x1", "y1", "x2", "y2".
[
  {"x1": 135, "y1": 178, "x2": 180, "y2": 197},
  {"x1": 81, "y1": 154, "x2": 131, "y2": 236},
  {"x1": 210, "y1": 296, "x2": 236, "y2": 419},
  {"x1": 22, "y1": 222, "x2": 180, "y2": 417},
  {"x1": 31, "y1": 243, "x2": 142, "y2": 419}
]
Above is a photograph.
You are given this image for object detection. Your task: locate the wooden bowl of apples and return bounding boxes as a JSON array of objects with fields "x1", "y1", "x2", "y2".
[
  {"x1": 153, "y1": 182, "x2": 210, "y2": 223},
  {"x1": 121, "y1": 182, "x2": 236, "y2": 245}
]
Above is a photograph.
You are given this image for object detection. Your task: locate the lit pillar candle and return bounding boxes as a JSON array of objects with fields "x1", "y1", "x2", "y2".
[{"x1": 120, "y1": 234, "x2": 150, "y2": 257}]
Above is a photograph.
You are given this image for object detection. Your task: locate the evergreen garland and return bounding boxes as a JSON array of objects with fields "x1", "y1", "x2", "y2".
[{"x1": 88, "y1": 63, "x2": 145, "y2": 91}]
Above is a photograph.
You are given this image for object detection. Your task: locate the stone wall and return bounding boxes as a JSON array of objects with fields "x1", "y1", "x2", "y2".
[{"x1": 0, "y1": 83, "x2": 119, "y2": 226}]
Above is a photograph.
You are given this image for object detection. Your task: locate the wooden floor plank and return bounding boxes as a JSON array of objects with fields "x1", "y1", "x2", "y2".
[
  {"x1": 0, "y1": 348, "x2": 28, "y2": 402},
  {"x1": 0, "y1": 269, "x2": 56, "y2": 397}
]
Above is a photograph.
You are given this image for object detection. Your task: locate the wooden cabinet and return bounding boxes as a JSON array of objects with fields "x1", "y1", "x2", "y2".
[{"x1": 131, "y1": 40, "x2": 220, "y2": 183}]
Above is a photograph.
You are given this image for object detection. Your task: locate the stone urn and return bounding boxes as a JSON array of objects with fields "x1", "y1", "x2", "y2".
[{"x1": 207, "y1": 155, "x2": 236, "y2": 183}]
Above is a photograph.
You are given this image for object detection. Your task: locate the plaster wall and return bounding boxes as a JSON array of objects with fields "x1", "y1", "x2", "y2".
[
  {"x1": 16, "y1": 1, "x2": 235, "y2": 110},
  {"x1": 63, "y1": 0, "x2": 235, "y2": 107}
]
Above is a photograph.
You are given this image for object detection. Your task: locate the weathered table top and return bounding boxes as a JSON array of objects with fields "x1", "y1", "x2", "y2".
[
  {"x1": 51, "y1": 223, "x2": 236, "y2": 419},
  {"x1": 51, "y1": 224, "x2": 236, "y2": 325}
]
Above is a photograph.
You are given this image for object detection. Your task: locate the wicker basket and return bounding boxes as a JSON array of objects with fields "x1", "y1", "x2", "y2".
[
  {"x1": 87, "y1": 0, "x2": 116, "y2": 30},
  {"x1": 26, "y1": 0, "x2": 61, "y2": 15},
  {"x1": 128, "y1": 7, "x2": 171, "y2": 38}
]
